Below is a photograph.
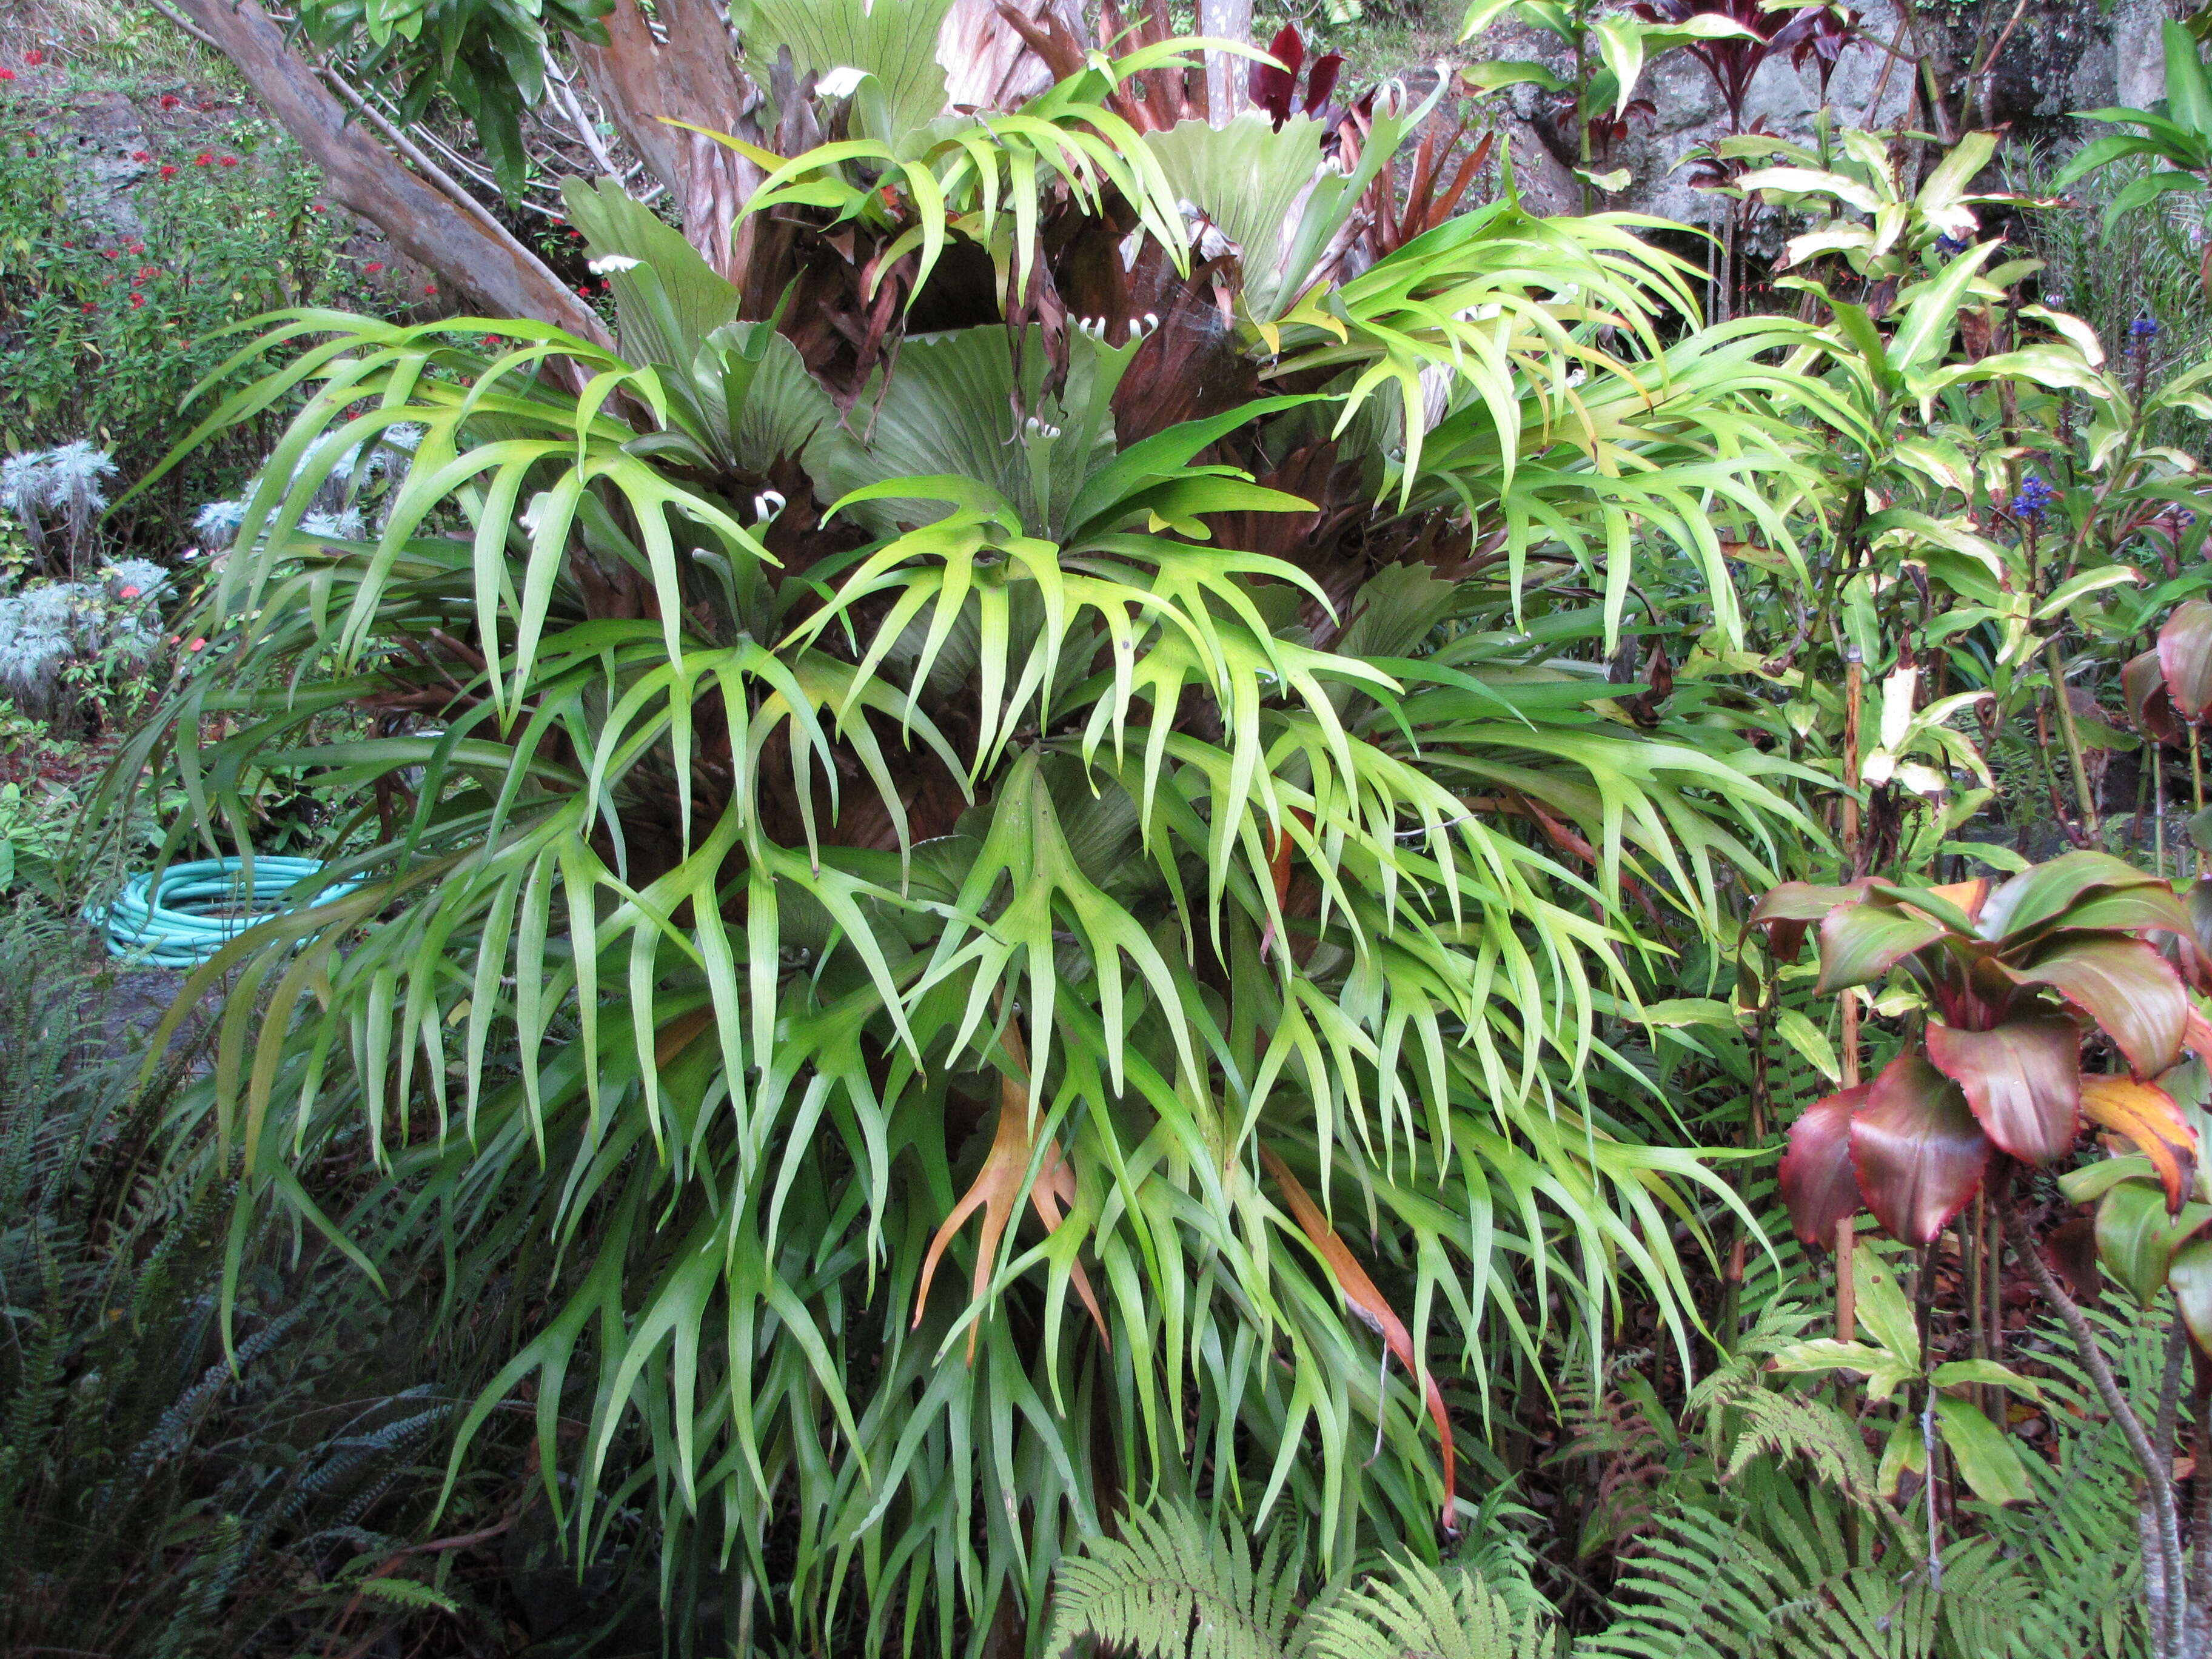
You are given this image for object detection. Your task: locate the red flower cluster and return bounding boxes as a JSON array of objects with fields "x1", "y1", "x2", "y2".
[
  {"x1": 421, "y1": 283, "x2": 436, "y2": 295},
  {"x1": 218, "y1": 155, "x2": 238, "y2": 167},
  {"x1": 0, "y1": 69, "x2": 16, "y2": 82},
  {"x1": 159, "y1": 93, "x2": 181, "y2": 109},
  {"x1": 130, "y1": 149, "x2": 151, "y2": 162},
  {"x1": 193, "y1": 152, "x2": 212, "y2": 167},
  {"x1": 128, "y1": 293, "x2": 145, "y2": 309},
  {"x1": 24, "y1": 50, "x2": 44, "y2": 65},
  {"x1": 364, "y1": 261, "x2": 384, "y2": 273},
  {"x1": 159, "y1": 164, "x2": 177, "y2": 178}
]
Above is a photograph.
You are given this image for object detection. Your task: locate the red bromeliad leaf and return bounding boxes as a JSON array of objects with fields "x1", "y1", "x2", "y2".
[
  {"x1": 1249, "y1": 24, "x2": 1304, "y2": 124},
  {"x1": 1816, "y1": 902, "x2": 1947, "y2": 994},
  {"x1": 1261, "y1": 1145, "x2": 1459, "y2": 1538},
  {"x1": 1780, "y1": 1086, "x2": 1868, "y2": 1249},
  {"x1": 2006, "y1": 935, "x2": 2188, "y2": 1076},
  {"x1": 2160, "y1": 599, "x2": 2212, "y2": 723},
  {"x1": 1977, "y1": 851, "x2": 2165, "y2": 942},
  {"x1": 2127, "y1": 647, "x2": 2182, "y2": 744},
  {"x1": 2080, "y1": 1074, "x2": 2200, "y2": 1213},
  {"x1": 1925, "y1": 1014, "x2": 2081, "y2": 1165},
  {"x1": 1850, "y1": 1053, "x2": 1991, "y2": 1245}
]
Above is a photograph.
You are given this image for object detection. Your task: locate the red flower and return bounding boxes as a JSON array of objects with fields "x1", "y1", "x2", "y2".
[
  {"x1": 137, "y1": 266, "x2": 158, "y2": 280},
  {"x1": 218, "y1": 155, "x2": 238, "y2": 167},
  {"x1": 577, "y1": 285, "x2": 591, "y2": 296},
  {"x1": 363, "y1": 261, "x2": 383, "y2": 273},
  {"x1": 481, "y1": 334, "x2": 501, "y2": 346},
  {"x1": 129, "y1": 293, "x2": 144, "y2": 307},
  {"x1": 130, "y1": 149, "x2": 151, "y2": 162},
  {"x1": 309, "y1": 203, "x2": 324, "y2": 213},
  {"x1": 59, "y1": 239, "x2": 72, "y2": 247},
  {"x1": 421, "y1": 283, "x2": 436, "y2": 295},
  {"x1": 0, "y1": 69, "x2": 15, "y2": 82},
  {"x1": 101, "y1": 248, "x2": 118, "y2": 259},
  {"x1": 118, "y1": 585, "x2": 141, "y2": 598},
  {"x1": 159, "y1": 93, "x2": 181, "y2": 109},
  {"x1": 159, "y1": 164, "x2": 176, "y2": 178},
  {"x1": 24, "y1": 50, "x2": 44, "y2": 65},
  {"x1": 187, "y1": 637, "x2": 206, "y2": 652},
  {"x1": 193, "y1": 153, "x2": 212, "y2": 167},
  {"x1": 80, "y1": 301, "x2": 95, "y2": 313}
]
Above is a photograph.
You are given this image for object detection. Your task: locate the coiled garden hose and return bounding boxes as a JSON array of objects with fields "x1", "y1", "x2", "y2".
[{"x1": 95, "y1": 857, "x2": 358, "y2": 968}]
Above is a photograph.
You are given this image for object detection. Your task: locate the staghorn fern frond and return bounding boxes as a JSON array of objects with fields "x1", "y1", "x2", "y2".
[{"x1": 104, "y1": 32, "x2": 1837, "y2": 1654}]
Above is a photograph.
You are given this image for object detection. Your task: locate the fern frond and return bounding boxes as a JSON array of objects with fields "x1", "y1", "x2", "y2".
[
  {"x1": 1720, "y1": 1390, "x2": 1882, "y2": 1512},
  {"x1": 1303, "y1": 1558, "x2": 1554, "y2": 1659},
  {"x1": 1045, "y1": 1503, "x2": 1302, "y2": 1659}
]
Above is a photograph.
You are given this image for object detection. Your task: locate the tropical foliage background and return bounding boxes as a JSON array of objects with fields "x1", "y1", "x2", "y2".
[{"x1": 11, "y1": 0, "x2": 2212, "y2": 1654}]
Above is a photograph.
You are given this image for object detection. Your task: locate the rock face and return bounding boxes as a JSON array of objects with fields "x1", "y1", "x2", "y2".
[{"x1": 1470, "y1": 0, "x2": 2175, "y2": 227}]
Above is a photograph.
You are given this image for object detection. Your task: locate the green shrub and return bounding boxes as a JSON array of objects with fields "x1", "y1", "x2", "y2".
[{"x1": 0, "y1": 107, "x2": 358, "y2": 555}]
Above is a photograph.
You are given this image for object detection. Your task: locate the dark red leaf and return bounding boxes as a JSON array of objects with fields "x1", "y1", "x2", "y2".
[
  {"x1": 2046, "y1": 1215, "x2": 2104, "y2": 1304},
  {"x1": 2127, "y1": 647, "x2": 2182, "y2": 743},
  {"x1": 1780, "y1": 1086, "x2": 1868, "y2": 1250},
  {"x1": 1303, "y1": 52, "x2": 1344, "y2": 113},
  {"x1": 1250, "y1": 24, "x2": 1303, "y2": 124},
  {"x1": 2161, "y1": 599, "x2": 2212, "y2": 723},
  {"x1": 1925, "y1": 1014, "x2": 2081, "y2": 1166},
  {"x1": 1849, "y1": 1052, "x2": 1991, "y2": 1245},
  {"x1": 2007, "y1": 935, "x2": 2188, "y2": 1077}
]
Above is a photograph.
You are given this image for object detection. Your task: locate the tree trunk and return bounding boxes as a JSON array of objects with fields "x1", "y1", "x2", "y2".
[
  {"x1": 574, "y1": 0, "x2": 765, "y2": 283},
  {"x1": 178, "y1": 0, "x2": 606, "y2": 339},
  {"x1": 1196, "y1": 0, "x2": 1252, "y2": 123}
]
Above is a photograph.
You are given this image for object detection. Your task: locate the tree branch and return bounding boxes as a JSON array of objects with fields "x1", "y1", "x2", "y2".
[
  {"x1": 2003, "y1": 1204, "x2": 2184, "y2": 1656},
  {"x1": 177, "y1": 0, "x2": 608, "y2": 340}
]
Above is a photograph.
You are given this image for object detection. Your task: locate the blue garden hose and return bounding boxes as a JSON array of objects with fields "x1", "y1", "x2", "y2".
[{"x1": 95, "y1": 857, "x2": 360, "y2": 967}]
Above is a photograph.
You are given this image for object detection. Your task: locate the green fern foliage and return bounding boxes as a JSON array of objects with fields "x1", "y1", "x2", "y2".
[{"x1": 1045, "y1": 1505, "x2": 1304, "y2": 1659}]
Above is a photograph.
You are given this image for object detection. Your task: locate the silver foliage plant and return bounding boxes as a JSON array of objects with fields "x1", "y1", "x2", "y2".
[{"x1": 2, "y1": 442, "x2": 119, "y2": 577}]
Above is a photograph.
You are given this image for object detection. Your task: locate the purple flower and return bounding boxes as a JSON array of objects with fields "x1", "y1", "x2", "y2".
[
  {"x1": 1934, "y1": 233, "x2": 1969, "y2": 255},
  {"x1": 2131, "y1": 315, "x2": 2161, "y2": 339},
  {"x1": 2015, "y1": 475, "x2": 2059, "y2": 520}
]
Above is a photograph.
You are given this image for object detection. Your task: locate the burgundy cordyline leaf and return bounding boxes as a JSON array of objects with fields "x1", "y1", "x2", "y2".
[
  {"x1": 2007, "y1": 935, "x2": 2188, "y2": 1077},
  {"x1": 1924, "y1": 1014, "x2": 2081, "y2": 1166},
  {"x1": 2127, "y1": 647, "x2": 2182, "y2": 743},
  {"x1": 2081, "y1": 1074, "x2": 2200, "y2": 1214},
  {"x1": 1849, "y1": 1052, "x2": 1991, "y2": 1245},
  {"x1": 1815, "y1": 900, "x2": 1946, "y2": 993},
  {"x1": 2160, "y1": 599, "x2": 2212, "y2": 723},
  {"x1": 1751, "y1": 880, "x2": 1871, "y2": 923},
  {"x1": 1780, "y1": 1086, "x2": 1868, "y2": 1249},
  {"x1": 1976, "y1": 850, "x2": 2159, "y2": 942}
]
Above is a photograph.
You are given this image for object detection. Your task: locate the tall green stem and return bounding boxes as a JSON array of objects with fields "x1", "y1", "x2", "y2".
[{"x1": 2045, "y1": 639, "x2": 2100, "y2": 844}]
